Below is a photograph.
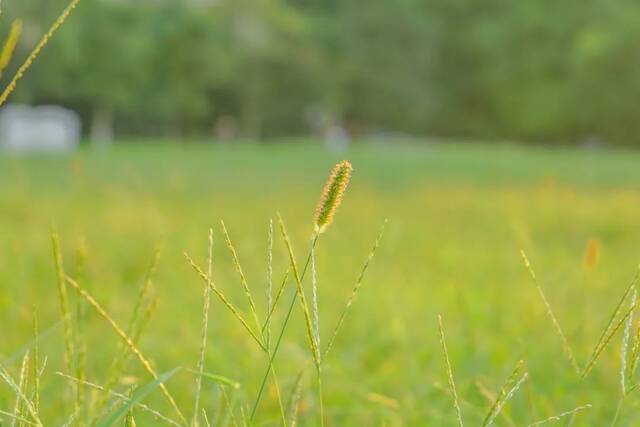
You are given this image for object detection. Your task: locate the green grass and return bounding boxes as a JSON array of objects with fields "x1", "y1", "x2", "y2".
[{"x1": 1, "y1": 140, "x2": 640, "y2": 425}]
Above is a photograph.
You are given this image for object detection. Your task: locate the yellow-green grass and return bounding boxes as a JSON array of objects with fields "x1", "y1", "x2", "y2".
[{"x1": 0, "y1": 141, "x2": 640, "y2": 425}]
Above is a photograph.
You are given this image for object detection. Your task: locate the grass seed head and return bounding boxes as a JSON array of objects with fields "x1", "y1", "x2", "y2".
[
  {"x1": 0, "y1": 19, "x2": 22, "y2": 76},
  {"x1": 314, "y1": 160, "x2": 352, "y2": 235}
]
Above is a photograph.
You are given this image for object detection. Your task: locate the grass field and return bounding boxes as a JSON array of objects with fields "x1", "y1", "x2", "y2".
[{"x1": 1, "y1": 141, "x2": 640, "y2": 426}]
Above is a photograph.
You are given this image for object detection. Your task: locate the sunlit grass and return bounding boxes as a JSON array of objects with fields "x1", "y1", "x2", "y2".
[{"x1": 1, "y1": 142, "x2": 640, "y2": 424}]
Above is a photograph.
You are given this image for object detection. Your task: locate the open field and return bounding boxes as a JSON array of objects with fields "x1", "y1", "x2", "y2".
[{"x1": 1, "y1": 141, "x2": 640, "y2": 425}]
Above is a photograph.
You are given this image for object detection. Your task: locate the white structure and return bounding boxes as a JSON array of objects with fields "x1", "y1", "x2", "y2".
[{"x1": 0, "y1": 104, "x2": 81, "y2": 152}]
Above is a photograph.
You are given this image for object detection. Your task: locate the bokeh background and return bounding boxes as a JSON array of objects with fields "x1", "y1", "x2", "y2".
[{"x1": 3, "y1": 0, "x2": 640, "y2": 146}]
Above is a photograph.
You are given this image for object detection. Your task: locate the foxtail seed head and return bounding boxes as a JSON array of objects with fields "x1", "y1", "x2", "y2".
[
  {"x1": 314, "y1": 160, "x2": 352, "y2": 235},
  {"x1": 0, "y1": 20, "x2": 22, "y2": 75}
]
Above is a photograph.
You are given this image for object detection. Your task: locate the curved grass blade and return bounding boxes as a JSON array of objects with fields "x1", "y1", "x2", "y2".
[{"x1": 97, "y1": 368, "x2": 180, "y2": 427}]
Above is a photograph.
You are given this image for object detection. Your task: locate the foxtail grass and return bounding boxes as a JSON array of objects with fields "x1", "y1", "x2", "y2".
[
  {"x1": 314, "y1": 160, "x2": 352, "y2": 235},
  {"x1": 437, "y1": 315, "x2": 464, "y2": 427},
  {"x1": 0, "y1": 0, "x2": 84, "y2": 106},
  {"x1": 520, "y1": 251, "x2": 580, "y2": 373},
  {"x1": 64, "y1": 275, "x2": 187, "y2": 425},
  {"x1": 251, "y1": 160, "x2": 356, "y2": 424},
  {"x1": 0, "y1": 19, "x2": 21, "y2": 77}
]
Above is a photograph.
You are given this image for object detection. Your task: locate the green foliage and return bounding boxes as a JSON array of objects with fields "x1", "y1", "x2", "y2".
[{"x1": 3, "y1": 0, "x2": 640, "y2": 144}]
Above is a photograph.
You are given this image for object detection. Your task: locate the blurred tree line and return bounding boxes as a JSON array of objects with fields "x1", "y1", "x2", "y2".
[{"x1": 2, "y1": 0, "x2": 640, "y2": 145}]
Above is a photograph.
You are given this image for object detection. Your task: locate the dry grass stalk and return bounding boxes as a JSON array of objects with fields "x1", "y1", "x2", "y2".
[{"x1": 520, "y1": 251, "x2": 580, "y2": 373}]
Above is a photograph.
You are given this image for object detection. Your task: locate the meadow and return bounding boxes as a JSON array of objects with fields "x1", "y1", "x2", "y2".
[{"x1": 1, "y1": 141, "x2": 640, "y2": 425}]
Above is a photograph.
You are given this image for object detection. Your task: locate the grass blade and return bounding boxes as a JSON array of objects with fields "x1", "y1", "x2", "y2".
[
  {"x1": 57, "y1": 372, "x2": 181, "y2": 426},
  {"x1": 96, "y1": 368, "x2": 181, "y2": 427}
]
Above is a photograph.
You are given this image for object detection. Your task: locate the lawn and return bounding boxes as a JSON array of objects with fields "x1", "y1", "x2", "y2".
[{"x1": 1, "y1": 141, "x2": 640, "y2": 425}]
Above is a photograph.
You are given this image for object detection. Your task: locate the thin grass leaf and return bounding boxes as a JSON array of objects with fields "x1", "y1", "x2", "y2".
[
  {"x1": 185, "y1": 253, "x2": 266, "y2": 352},
  {"x1": 183, "y1": 368, "x2": 240, "y2": 389},
  {"x1": 324, "y1": 220, "x2": 386, "y2": 358},
  {"x1": 221, "y1": 220, "x2": 262, "y2": 332},
  {"x1": 202, "y1": 409, "x2": 211, "y2": 427},
  {"x1": 527, "y1": 404, "x2": 592, "y2": 426},
  {"x1": 193, "y1": 229, "x2": 214, "y2": 426},
  {"x1": 97, "y1": 368, "x2": 180, "y2": 427},
  {"x1": 438, "y1": 315, "x2": 464, "y2": 427},
  {"x1": 57, "y1": 372, "x2": 181, "y2": 426},
  {"x1": 65, "y1": 275, "x2": 187, "y2": 425}
]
